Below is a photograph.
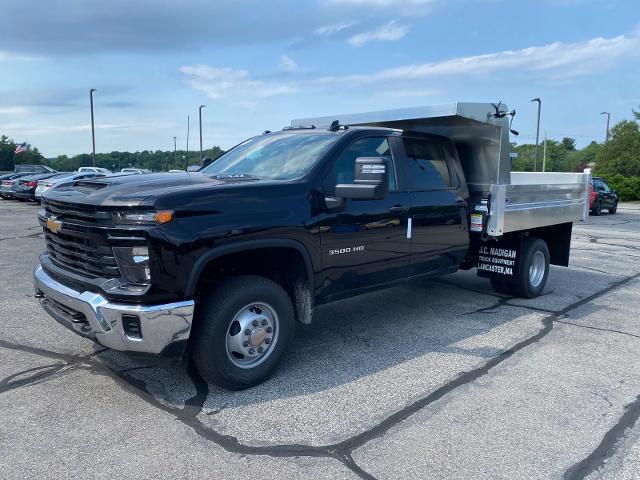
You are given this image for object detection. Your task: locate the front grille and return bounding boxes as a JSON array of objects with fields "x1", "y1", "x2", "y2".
[
  {"x1": 42, "y1": 198, "x2": 112, "y2": 226},
  {"x1": 43, "y1": 228, "x2": 121, "y2": 278}
]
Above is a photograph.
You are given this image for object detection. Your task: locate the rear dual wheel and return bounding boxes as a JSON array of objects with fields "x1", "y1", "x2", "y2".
[{"x1": 490, "y1": 238, "x2": 550, "y2": 299}]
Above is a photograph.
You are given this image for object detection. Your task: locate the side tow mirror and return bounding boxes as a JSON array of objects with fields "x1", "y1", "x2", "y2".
[{"x1": 334, "y1": 157, "x2": 389, "y2": 200}]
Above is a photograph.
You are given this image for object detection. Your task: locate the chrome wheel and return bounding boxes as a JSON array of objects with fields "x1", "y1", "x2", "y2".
[
  {"x1": 225, "y1": 302, "x2": 279, "y2": 369},
  {"x1": 529, "y1": 251, "x2": 546, "y2": 288}
]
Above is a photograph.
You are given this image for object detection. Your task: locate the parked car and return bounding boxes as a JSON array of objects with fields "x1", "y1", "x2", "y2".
[
  {"x1": 78, "y1": 167, "x2": 112, "y2": 174},
  {"x1": 35, "y1": 172, "x2": 105, "y2": 201},
  {"x1": 15, "y1": 164, "x2": 56, "y2": 174},
  {"x1": 120, "y1": 168, "x2": 151, "y2": 174},
  {"x1": 14, "y1": 173, "x2": 68, "y2": 202},
  {"x1": 34, "y1": 102, "x2": 591, "y2": 390},
  {"x1": 589, "y1": 177, "x2": 618, "y2": 215},
  {"x1": 0, "y1": 173, "x2": 33, "y2": 199}
]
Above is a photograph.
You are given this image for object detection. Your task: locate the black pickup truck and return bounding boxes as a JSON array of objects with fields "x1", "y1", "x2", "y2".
[{"x1": 34, "y1": 103, "x2": 589, "y2": 389}]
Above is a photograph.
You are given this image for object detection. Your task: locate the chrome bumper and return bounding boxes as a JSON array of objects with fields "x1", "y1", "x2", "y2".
[{"x1": 33, "y1": 265, "x2": 194, "y2": 354}]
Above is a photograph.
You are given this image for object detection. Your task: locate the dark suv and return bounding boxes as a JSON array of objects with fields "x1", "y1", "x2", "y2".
[{"x1": 589, "y1": 177, "x2": 618, "y2": 215}]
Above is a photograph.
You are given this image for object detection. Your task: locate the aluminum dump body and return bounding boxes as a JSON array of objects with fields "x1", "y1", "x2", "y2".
[{"x1": 293, "y1": 102, "x2": 589, "y2": 237}]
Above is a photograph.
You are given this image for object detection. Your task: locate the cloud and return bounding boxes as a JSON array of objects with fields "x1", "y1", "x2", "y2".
[
  {"x1": 323, "y1": 34, "x2": 640, "y2": 83},
  {"x1": 180, "y1": 65, "x2": 298, "y2": 105},
  {"x1": 0, "y1": 0, "x2": 324, "y2": 55},
  {"x1": 0, "y1": 122, "x2": 177, "y2": 135},
  {"x1": 314, "y1": 21, "x2": 357, "y2": 36},
  {"x1": 279, "y1": 55, "x2": 299, "y2": 73},
  {"x1": 0, "y1": 106, "x2": 29, "y2": 115},
  {"x1": 384, "y1": 88, "x2": 441, "y2": 97},
  {"x1": 0, "y1": 51, "x2": 42, "y2": 61},
  {"x1": 348, "y1": 21, "x2": 409, "y2": 47}
]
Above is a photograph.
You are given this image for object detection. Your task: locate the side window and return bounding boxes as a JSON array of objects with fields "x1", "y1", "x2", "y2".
[
  {"x1": 403, "y1": 138, "x2": 452, "y2": 190},
  {"x1": 327, "y1": 137, "x2": 397, "y2": 193}
]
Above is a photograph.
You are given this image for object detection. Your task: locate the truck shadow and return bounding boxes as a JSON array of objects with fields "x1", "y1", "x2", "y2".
[{"x1": 96, "y1": 265, "x2": 624, "y2": 412}]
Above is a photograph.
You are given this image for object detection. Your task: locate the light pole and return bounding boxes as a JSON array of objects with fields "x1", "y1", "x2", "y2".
[
  {"x1": 90, "y1": 88, "x2": 97, "y2": 166},
  {"x1": 530, "y1": 98, "x2": 541, "y2": 172},
  {"x1": 186, "y1": 115, "x2": 190, "y2": 170},
  {"x1": 173, "y1": 136, "x2": 177, "y2": 165},
  {"x1": 199, "y1": 105, "x2": 206, "y2": 163},
  {"x1": 601, "y1": 112, "x2": 611, "y2": 143}
]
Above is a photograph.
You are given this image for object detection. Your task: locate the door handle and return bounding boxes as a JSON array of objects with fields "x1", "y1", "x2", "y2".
[{"x1": 389, "y1": 205, "x2": 409, "y2": 214}]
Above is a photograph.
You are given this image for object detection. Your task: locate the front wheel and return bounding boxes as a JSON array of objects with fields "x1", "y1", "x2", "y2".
[
  {"x1": 592, "y1": 201, "x2": 602, "y2": 216},
  {"x1": 511, "y1": 238, "x2": 550, "y2": 298},
  {"x1": 609, "y1": 202, "x2": 617, "y2": 214},
  {"x1": 191, "y1": 275, "x2": 295, "y2": 390}
]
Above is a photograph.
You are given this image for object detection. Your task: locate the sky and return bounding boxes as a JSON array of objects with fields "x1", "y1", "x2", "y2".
[{"x1": 0, "y1": 0, "x2": 638, "y2": 157}]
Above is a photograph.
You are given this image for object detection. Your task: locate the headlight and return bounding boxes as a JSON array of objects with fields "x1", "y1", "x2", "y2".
[
  {"x1": 113, "y1": 210, "x2": 174, "y2": 226},
  {"x1": 113, "y1": 246, "x2": 151, "y2": 285}
]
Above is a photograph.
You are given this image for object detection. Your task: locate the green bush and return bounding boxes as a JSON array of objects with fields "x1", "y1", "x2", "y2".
[{"x1": 604, "y1": 174, "x2": 640, "y2": 201}]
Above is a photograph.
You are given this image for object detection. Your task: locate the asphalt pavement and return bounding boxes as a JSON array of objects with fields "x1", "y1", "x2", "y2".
[{"x1": 1, "y1": 199, "x2": 639, "y2": 479}]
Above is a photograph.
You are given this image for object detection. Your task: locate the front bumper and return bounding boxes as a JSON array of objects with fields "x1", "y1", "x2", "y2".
[
  {"x1": 34, "y1": 265, "x2": 194, "y2": 354},
  {"x1": 15, "y1": 191, "x2": 36, "y2": 201}
]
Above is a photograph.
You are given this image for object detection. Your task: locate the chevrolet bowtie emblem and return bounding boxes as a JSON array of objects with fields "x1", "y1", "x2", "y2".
[{"x1": 46, "y1": 217, "x2": 62, "y2": 234}]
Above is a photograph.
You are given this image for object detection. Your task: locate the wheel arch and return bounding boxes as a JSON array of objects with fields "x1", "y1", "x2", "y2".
[{"x1": 186, "y1": 239, "x2": 316, "y2": 324}]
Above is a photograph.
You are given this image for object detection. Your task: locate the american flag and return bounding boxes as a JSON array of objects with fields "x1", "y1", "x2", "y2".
[{"x1": 14, "y1": 142, "x2": 28, "y2": 154}]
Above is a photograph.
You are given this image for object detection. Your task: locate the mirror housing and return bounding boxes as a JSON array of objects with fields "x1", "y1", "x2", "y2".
[
  {"x1": 334, "y1": 157, "x2": 389, "y2": 200},
  {"x1": 187, "y1": 164, "x2": 201, "y2": 172}
]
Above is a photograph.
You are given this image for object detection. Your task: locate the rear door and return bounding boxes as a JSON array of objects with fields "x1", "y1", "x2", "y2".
[
  {"x1": 319, "y1": 135, "x2": 411, "y2": 299},
  {"x1": 399, "y1": 136, "x2": 469, "y2": 275}
]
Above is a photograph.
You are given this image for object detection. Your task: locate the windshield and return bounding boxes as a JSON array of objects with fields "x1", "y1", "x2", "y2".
[{"x1": 202, "y1": 133, "x2": 339, "y2": 180}]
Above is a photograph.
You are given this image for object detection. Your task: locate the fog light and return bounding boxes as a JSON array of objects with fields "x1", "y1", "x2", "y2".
[
  {"x1": 122, "y1": 314, "x2": 142, "y2": 339},
  {"x1": 113, "y1": 246, "x2": 151, "y2": 285}
]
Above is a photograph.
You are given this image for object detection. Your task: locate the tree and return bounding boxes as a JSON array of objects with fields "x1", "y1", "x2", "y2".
[
  {"x1": 594, "y1": 120, "x2": 640, "y2": 177},
  {"x1": 561, "y1": 137, "x2": 576, "y2": 151}
]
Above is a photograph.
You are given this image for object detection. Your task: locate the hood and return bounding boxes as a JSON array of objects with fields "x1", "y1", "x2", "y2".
[{"x1": 44, "y1": 172, "x2": 232, "y2": 207}]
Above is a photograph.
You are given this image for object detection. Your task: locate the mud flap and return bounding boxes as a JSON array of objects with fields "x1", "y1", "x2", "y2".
[{"x1": 476, "y1": 235, "x2": 523, "y2": 281}]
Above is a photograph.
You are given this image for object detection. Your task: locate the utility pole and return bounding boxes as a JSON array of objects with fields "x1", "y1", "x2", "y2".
[
  {"x1": 90, "y1": 88, "x2": 97, "y2": 166},
  {"x1": 186, "y1": 115, "x2": 190, "y2": 170},
  {"x1": 530, "y1": 98, "x2": 541, "y2": 172},
  {"x1": 199, "y1": 105, "x2": 206, "y2": 163},
  {"x1": 542, "y1": 131, "x2": 547, "y2": 172},
  {"x1": 601, "y1": 112, "x2": 611, "y2": 143},
  {"x1": 173, "y1": 136, "x2": 177, "y2": 165}
]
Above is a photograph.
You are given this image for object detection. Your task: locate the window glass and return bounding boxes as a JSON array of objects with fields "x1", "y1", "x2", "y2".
[
  {"x1": 330, "y1": 137, "x2": 396, "y2": 192},
  {"x1": 403, "y1": 138, "x2": 452, "y2": 190},
  {"x1": 202, "y1": 133, "x2": 340, "y2": 180}
]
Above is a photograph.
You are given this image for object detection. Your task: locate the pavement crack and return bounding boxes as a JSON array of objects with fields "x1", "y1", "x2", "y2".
[
  {"x1": 1, "y1": 274, "x2": 638, "y2": 479},
  {"x1": 554, "y1": 319, "x2": 640, "y2": 340},
  {"x1": 564, "y1": 393, "x2": 640, "y2": 480}
]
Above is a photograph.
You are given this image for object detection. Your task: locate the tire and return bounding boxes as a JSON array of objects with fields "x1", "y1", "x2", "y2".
[
  {"x1": 511, "y1": 238, "x2": 550, "y2": 299},
  {"x1": 191, "y1": 275, "x2": 295, "y2": 390},
  {"x1": 490, "y1": 278, "x2": 513, "y2": 295},
  {"x1": 592, "y1": 201, "x2": 601, "y2": 216},
  {"x1": 609, "y1": 202, "x2": 617, "y2": 214}
]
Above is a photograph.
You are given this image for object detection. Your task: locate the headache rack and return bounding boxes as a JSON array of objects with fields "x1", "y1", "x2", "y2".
[{"x1": 293, "y1": 102, "x2": 590, "y2": 238}]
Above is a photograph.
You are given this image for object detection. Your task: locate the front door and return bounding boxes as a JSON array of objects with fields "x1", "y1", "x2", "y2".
[{"x1": 318, "y1": 136, "x2": 411, "y2": 299}]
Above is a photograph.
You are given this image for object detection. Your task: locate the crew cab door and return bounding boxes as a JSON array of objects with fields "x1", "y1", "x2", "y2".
[
  {"x1": 399, "y1": 136, "x2": 469, "y2": 275},
  {"x1": 318, "y1": 135, "x2": 410, "y2": 299}
]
